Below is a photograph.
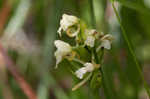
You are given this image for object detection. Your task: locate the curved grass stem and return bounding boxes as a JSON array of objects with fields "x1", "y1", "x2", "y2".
[{"x1": 111, "y1": 2, "x2": 150, "y2": 97}]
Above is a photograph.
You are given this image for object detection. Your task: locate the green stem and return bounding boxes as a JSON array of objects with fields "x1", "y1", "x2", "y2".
[
  {"x1": 88, "y1": 0, "x2": 100, "y2": 64},
  {"x1": 88, "y1": 0, "x2": 96, "y2": 28},
  {"x1": 111, "y1": 2, "x2": 150, "y2": 97},
  {"x1": 99, "y1": 49, "x2": 104, "y2": 64},
  {"x1": 72, "y1": 58, "x2": 85, "y2": 65}
]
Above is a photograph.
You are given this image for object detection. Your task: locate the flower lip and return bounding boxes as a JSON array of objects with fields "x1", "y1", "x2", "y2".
[
  {"x1": 101, "y1": 40, "x2": 111, "y2": 50},
  {"x1": 66, "y1": 24, "x2": 80, "y2": 37},
  {"x1": 75, "y1": 67, "x2": 87, "y2": 79}
]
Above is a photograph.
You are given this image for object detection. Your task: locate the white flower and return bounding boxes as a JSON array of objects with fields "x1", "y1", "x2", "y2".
[
  {"x1": 100, "y1": 40, "x2": 111, "y2": 49},
  {"x1": 84, "y1": 63, "x2": 94, "y2": 72},
  {"x1": 101, "y1": 34, "x2": 113, "y2": 41},
  {"x1": 84, "y1": 36, "x2": 95, "y2": 47},
  {"x1": 75, "y1": 62, "x2": 94, "y2": 79},
  {"x1": 75, "y1": 67, "x2": 87, "y2": 79},
  {"x1": 86, "y1": 29, "x2": 97, "y2": 35},
  {"x1": 54, "y1": 40, "x2": 72, "y2": 68},
  {"x1": 96, "y1": 34, "x2": 113, "y2": 51},
  {"x1": 57, "y1": 14, "x2": 79, "y2": 37},
  {"x1": 84, "y1": 29, "x2": 97, "y2": 47}
]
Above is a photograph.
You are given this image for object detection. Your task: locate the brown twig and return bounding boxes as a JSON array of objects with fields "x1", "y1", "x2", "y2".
[
  {"x1": 0, "y1": 43, "x2": 37, "y2": 99},
  {"x1": 0, "y1": 1, "x2": 11, "y2": 34}
]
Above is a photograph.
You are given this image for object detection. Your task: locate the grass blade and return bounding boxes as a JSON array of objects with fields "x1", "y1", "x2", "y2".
[
  {"x1": 111, "y1": 1, "x2": 150, "y2": 97},
  {"x1": 88, "y1": 0, "x2": 96, "y2": 29}
]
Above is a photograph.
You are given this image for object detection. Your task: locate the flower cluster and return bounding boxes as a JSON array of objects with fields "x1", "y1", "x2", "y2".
[{"x1": 54, "y1": 14, "x2": 113, "y2": 90}]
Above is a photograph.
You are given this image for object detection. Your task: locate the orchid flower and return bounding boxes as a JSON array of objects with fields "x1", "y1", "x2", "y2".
[
  {"x1": 57, "y1": 14, "x2": 80, "y2": 37},
  {"x1": 54, "y1": 40, "x2": 72, "y2": 68}
]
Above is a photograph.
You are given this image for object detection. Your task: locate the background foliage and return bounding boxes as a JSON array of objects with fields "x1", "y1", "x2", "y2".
[{"x1": 0, "y1": 0, "x2": 150, "y2": 99}]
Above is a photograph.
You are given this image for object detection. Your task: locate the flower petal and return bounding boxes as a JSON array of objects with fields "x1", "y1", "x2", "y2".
[
  {"x1": 101, "y1": 34, "x2": 113, "y2": 41},
  {"x1": 54, "y1": 40, "x2": 71, "y2": 53},
  {"x1": 84, "y1": 63, "x2": 94, "y2": 72},
  {"x1": 54, "y1": 51, "x2": 63, "y2": 68},
  {"x1": 84, "y1": 36, "x2": 95, "y2": 47},
  {"x1": 54, "y1": 40, "x2": 72, "y2": 68},
  {"x1": 101, "y1": 40, "x2": 111, "y2": 50},
  {"x1": 57, "y1": 14, "x2": 79, "y2": 37},
  {"x1": 75, "y1": 67, "x2": 87, "y2": 79}
]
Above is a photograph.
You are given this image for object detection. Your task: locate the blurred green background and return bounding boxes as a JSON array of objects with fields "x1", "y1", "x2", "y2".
[{"x1": 0, "y1": 0, "x2": 150, "y2": 99}]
